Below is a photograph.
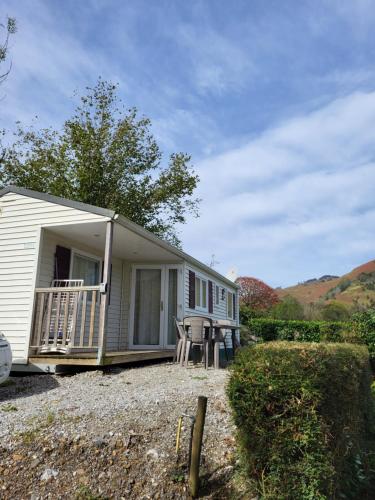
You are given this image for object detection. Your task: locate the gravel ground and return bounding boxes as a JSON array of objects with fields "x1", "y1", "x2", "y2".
[{"x1": 0, "y1": 362, "x2": 241, "y2": 499}]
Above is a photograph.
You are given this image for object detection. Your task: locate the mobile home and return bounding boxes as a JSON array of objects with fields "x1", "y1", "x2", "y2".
[{"x1": 0, "y1": 186, "x2": 239, "y2": 371}]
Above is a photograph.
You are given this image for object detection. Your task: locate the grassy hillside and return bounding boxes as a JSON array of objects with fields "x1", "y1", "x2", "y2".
[{"x1": 277, "y1": 260, "x2": 375, "y2": 308}]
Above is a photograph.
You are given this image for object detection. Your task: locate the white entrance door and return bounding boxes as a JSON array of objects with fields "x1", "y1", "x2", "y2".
[{"x1": 129, "y1": 265, "x2": 182, "y2": 349}]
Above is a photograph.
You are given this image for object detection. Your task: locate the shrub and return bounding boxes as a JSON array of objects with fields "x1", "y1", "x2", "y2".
[
  {"x1": 321, "y1": 301, "x2": 350, "y2": 321},
  {"x1": 244, "y1": 317, "x2": 355, "y2": 344},
  {"x1": 239, "y1": 304, "x2": 268, "y2": 324},
  {"x1": 270, "y1": 295, "x2": 305, "y2": 320},
  {"x1": 227, "y1": 342, "x2": 375, "y2": 499},
  {"x1": 352, "y1": 309, "x2": 375, "y2": 362}
]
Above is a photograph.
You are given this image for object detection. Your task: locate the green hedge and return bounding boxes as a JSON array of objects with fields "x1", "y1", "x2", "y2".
[
  {"x1": 242, "y1": 317, "x2": 375, "y2": 362},
  {"x1": 243, "y1": 318, "x2": 356, "y2": 343},
  {"x1": 227, "y1": 342, "x2": 375, "y2": 499},
  {"x1": 352, "y1": 310, "x2": 375, "y2": 360}
]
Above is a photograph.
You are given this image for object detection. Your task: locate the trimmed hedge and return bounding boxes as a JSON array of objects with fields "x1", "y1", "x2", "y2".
[
  {"x1": 242, "y1": 317, "x2": 375, "y2": 362},
  {"x1": 227, "y1": 342, "x2": 375, "y2": 499},
  {"x1": 243, "y1": 318, "x2": 356, "y2": 343},
  {"x1": 352, "y1": 310, "x2": 375, "y2": 360}
]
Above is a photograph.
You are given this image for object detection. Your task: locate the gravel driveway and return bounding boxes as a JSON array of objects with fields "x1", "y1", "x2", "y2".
[{"x1": 0, "y1": 362, "x2": 238, "y2": 499}]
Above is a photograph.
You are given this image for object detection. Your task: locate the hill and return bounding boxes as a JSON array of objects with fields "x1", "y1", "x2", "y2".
[{"x1": 277, "y1": 260, "x2": 375, "y2": 308}]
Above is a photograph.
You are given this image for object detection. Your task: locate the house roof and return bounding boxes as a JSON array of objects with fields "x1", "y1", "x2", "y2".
[
  {"x1": 0, "y1": 185, "x2": 116, "y2": 219},
  {"x1": 0, "y1": 185, "x2": 238, "y2": 289}
]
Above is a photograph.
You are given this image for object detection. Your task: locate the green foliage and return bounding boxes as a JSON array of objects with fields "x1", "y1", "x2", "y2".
[
  {"x1": 239, "y1": 304, "x2": 268, "y2": 323},
  {"x1": 227, "y1": 342, "x2": 375, "y2": 499},
  {"x1": 352, "y1": 309, "x2": 375, "y2": 362},
  {"x1": 243, "y1": 317, "x2": 355, "y2": 344},
  {"x1": 270, "y1": 295, "x2": 305, "y2": 320},
  {"x1": 1, "y1": 403, "x2": 18, "y2": 412},
  {"x1": 321, "y1": 301, "x2": 350, "y2": 321},
  {"x1": 358, "y1": 271, "x2": 375, "y2": 288},
  {"x1": 0, "y1": 79, "x2": 199, "y2": 246}
]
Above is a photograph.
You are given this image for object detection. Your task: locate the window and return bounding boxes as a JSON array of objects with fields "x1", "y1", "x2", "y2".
[
  {"x1": 227, "y1": 291, "x2": 235, "y2": 319},
  {"x1": 215, "y1": 285, "x2": 219, "y2": 305},
  {"x1": 195, "y1": 275, "x2": 208, "y2": 311},
  {"x1": 71, "y1": 252, "x2": 100, "y2": 286}
]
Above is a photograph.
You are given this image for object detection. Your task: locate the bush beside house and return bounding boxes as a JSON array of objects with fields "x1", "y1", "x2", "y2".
[
  {"x1": 241, "y1": 313, "x2": 375, "y2": 362},
  {"x1": 242, "y1": 317, "x2": 354, "y2": 343},
  {"x1": 352, "y1": 310, "x2": 375, "y2": 362},
  {"x1": 227, "y1": 342, "x2": 375, "y2": 499}
]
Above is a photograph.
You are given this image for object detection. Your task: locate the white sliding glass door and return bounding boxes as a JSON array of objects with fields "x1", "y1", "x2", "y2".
[
  {"x1": 132, "y1": 267, "x2": 163, "y2": 347},
  {"x1": 130, "y1": 265, "x2": 181, "y2": 349}
]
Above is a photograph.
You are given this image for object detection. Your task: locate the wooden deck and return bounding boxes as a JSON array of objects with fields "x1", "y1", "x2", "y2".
[{"x1": 28, "y1": 350, "x2": 174, "y2": 366}]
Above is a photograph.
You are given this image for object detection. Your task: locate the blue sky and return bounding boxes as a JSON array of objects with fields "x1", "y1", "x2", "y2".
[{"x1": 1, "y1": 0, "x2": 375, "y2": 287}]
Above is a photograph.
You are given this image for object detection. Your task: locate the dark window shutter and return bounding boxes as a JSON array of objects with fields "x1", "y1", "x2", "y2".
[
  {"x1": 188, "y1": 270, "x2": 195, "y2": 309},
  {"x1": 208, "y1": 280, "x2": 213, "y2": 314},
  {"x1": 233, "y1": 293, "x2": 236, "y2": 320},
  {"x1": 54, "y1": 246, "x2": 71, "y2": 281}
]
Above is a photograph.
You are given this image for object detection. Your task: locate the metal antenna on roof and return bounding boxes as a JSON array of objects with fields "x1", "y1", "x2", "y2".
[{"x1": 209, "y1": 254, "x2": 220, "y2": 268}]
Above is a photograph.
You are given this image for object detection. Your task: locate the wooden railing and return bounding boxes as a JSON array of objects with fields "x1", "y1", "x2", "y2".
[{"x1": 30, "y1": 286, "x2": 102, "y2": 353}]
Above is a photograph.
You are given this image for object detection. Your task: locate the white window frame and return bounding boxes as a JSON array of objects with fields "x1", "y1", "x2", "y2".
[
  {"x1": 69, "y1": 248, "x2": 102, "y2": 286},
  {"x1": 195, "y1": 274, "x2": 208, "y2": 312},
  {"x1": 227, "y1": 290, "x2": 235, "y2": 320}
]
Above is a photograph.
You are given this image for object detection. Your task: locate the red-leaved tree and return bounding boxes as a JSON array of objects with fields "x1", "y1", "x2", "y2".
[{"x1": 235, "y1": 276, "x2": 279, "y2": 310}]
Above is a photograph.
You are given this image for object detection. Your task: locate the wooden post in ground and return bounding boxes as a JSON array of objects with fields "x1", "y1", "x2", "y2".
[
  {"x1": 189, "y1": 395, "x2": 208, "y2": 498},
  {"x1": 97, "y1": 220, "x2": 113, "y2": 366}
]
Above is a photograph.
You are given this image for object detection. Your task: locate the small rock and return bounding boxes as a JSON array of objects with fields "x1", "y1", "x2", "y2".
[
  {"x1": 30, "y1": 458, "x2": 41, "y2": 469},
  {"x1": 93, "y1": 437, "x2": 106, "y2": 448},
  {"x1": 146, "y1": 448, "x2": 159, "y2": 460},
  {"x1": 40, "y1": 468, "x2": 58, "y2": 481}
]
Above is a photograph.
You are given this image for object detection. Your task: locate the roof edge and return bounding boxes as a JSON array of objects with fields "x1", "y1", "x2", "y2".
[
  {"x1": 0, "y1": 185, "x2": 116, "y2": 219},
  {"x1": 116, "y1": 215, "x2": 239, "y2": 289},
  {"x1": 0, "y1": 185, "x2": 238, "y2": 289}
]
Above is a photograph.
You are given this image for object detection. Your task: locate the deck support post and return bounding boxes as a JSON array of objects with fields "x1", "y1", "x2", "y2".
[{"x1": 97, "y1": 220, "x2": 114, "y2": 365}]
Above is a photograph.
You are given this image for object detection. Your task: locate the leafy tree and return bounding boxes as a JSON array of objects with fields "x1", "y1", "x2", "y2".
[
  {"x1": 321, "y1": 301, "x2": 350, "y2": 322},
  {"x1": 303, "y1": 302, "x2": 323, "y2": 321},
  {"x1": 0, "y1": 79, "x2": 199, "y2": 246},
  {"x1": 0, "y1": 17, "x2": 17, "y2": 85},
  {"x1": 236, "y1": 276, "x2": 279, "y2": 311},
  {"x1": 271, "y1": 295, "x2": 305, "y2": 320}
]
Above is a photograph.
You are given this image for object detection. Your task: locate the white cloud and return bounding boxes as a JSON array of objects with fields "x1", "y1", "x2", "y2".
[
  {"x1": 0, "y1": 1, "x2": 127, "y2": 128},
  {"x1": 181, "y1": 91, "x2": 375, "y2": 286},
  {"x1": 177, "y1": 24, "x2": 255, "y2": 95}
]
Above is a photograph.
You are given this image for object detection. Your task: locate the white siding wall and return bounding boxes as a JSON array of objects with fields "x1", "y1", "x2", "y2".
[
  {"x1": 0, "y1": 192, "x2": 108, "y2": 363},
  {"x1": 120, "y1": 261, "x2": 132, "y2": 350},
  {"x1": 183, "y1": 263, "x2": 239, "y2": 348}
]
